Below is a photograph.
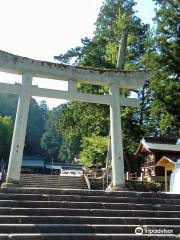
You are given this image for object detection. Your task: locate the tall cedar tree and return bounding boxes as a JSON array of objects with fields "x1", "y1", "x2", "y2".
[
  {"x1": 148, "y1": 0, "x2": 180, "y2": 137},
  {"x1": 52, "y1": 0, "x2": 152, "y2": 170}
]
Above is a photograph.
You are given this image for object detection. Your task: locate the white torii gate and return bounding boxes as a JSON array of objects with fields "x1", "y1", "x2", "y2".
[{"x1": 0, "y1": 50, "x2": 149, "y2": 190}]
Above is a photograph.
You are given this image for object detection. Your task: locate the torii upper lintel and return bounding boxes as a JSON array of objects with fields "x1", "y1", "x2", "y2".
[{"x1": 0, "y1": 50, "x2": 150, "y2": 88}]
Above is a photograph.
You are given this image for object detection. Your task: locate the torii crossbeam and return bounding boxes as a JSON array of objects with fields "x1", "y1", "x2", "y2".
[{"x1": 0, "y1": 50, "x2": 150, "y2": 190}]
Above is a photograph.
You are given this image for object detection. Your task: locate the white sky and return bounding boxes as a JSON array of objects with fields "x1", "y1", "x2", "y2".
[{"x1": 0, "y1": 0, "x2": 155, "y2": 109}]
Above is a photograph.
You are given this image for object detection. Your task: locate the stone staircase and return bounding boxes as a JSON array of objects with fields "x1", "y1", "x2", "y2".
[
  {"x1": 1, "y1": 174, "x2": 88, "y2": 189},
  {"x1": 0, "y1": 187, "x2": 179, "y2": 239}
]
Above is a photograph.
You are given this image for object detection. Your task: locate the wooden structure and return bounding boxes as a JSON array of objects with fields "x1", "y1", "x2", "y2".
[
  {"x1": 135, "y1": 137, "x2": 180, "y2": 181},
  {"x1": 156, "y1": 157, "x2": 175, "y2": 191}
]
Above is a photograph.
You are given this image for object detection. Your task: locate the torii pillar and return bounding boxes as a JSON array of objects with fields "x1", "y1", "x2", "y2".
[
  {"x1": 110, "y1": 30, "x2": 128, "y2": 189},
  {"x1": 109, "y1": 82, "x2": 124, "y2": 189},
  {"x1": 5, "y1": 73, "x2": 32, "y2": 186}
]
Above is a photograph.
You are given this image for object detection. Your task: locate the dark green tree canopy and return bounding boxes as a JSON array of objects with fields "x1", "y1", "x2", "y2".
[
  {"x1": 148, "y1": 0, "x2": 180, "y2": 137},
  {"x1": 0, "y1": 93, "x2": 48, "y2": 159},
  {"x1": 0, "y1": 115, "x2": 13, "y2": 160}
]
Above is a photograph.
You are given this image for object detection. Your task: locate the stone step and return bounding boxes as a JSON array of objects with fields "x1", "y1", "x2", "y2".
[
  {"x1": 0, "y1": 200, "x2": 180, "y2": 211},
  {"x1": 0, "y1": 224, "x2": 179, "y2": 234},
  {"x1": 19, "y1": 183, "x2": 87, "y2": 186},
  {"x1": 0, "y1": 208, "x2": 180, "y2": 218},
  {"x1": 2, "y1": 174, "x2": 83, "y2": 179},
  {"x1": 20, "y1": 187, "x2": 87, "y2": 189},
  {"x1": 0, "y1": 193, "x2": 180, "y2": 205},
  {"x1": 0, "y1": 216, "x2": 180, "y2": 225},
  {"x1": 18, "y1": 180, "x2": 86, "y2": 183},
  {"x1": 1, "y1": 184, "x2": 86, "y2": 187},
  {"x1": 0, "y1": 233, "x2": 178, "y2": 240},
  {"x1": 1, "y1": 187, "x2": 180, "y2": 199},
  {"x1": 19, "y1": 182, "x2": 87, "y2": 184},
  {"x1": 19, "y1": 180, "x2": 85, "y2": 182},
  {"x1": 1, "y1": 183, "x2": 87, "y2": 188},
  {"x1": 18, "y1": 178, "x2": 84, "y2": 180},
  {"x1": 20, "y1": 184, "x2": 87, "y2": 187},
  {"x1": 1, "y1": 175, "x2": 88, "y2": 190},
  {"x1": 0, "y1": 187, "x2": 179, "y2": 239},
  {"x1": 17, "y1": 183, "x2": 86, "y2": 185},
  {"x1": 20, "y1": 185, "x2": 87, "y2": 189}
]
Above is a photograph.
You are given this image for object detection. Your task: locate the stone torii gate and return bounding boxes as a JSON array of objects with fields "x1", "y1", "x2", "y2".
[{"x1": 0, "y1": 50, "x2": 149, "y2": 190}]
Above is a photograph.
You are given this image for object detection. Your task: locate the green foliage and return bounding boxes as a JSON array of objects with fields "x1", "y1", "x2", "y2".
[
  {"x1": 147, "y1": 0, "x2": 180, "y2": 137},
  {"x1": 95, "y1": 0, "x2": 137, "y2": 39},
  {"x1": 153, "y1": 0, "x2": 180, "y2": 75},
  {"x1": 0, "y1": 115, "x2": 13, "y2": 160},
  {"x1": 41, "y1": 107, "x2": 62, "y2": 161},
  {"x1": 0, "y1": 93, "x2": 18, "y2": 120},
  {"x1": 0, "y1": 93, "x2": 48, "y2": 157},
  {"x1": 25, "y1": 99, "x2": 48, "y2": 155},
  {"x1": 55, "y1": 102, "x2": 109, "y2": 163},
  {"x1": 55, "y1": 103, "x2": 81, "y2": 162},
  {"x1": 80, "y1": 135, "x2": 108, "y2": 168}
]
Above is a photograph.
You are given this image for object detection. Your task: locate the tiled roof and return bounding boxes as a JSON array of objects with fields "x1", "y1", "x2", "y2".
[
  {"x1": 135, "y1": 137, "x2": 180, "y2": 155},
  {"x1": 142, "y1": 138, "x2": 180, "y2": 152}
]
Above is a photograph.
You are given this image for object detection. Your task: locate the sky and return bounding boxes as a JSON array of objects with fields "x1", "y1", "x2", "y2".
[{"x1": 0, "y1": 0, "x2": 155, "y2": 109}]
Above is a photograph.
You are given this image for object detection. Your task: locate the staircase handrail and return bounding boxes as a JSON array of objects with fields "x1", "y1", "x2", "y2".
[{"x1": 84, "y1": 174, "x2": 91, "y2": 190}]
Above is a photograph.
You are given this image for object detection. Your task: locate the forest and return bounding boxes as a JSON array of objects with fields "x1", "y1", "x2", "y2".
[{"x1": 0, "y1": 0, "x2": 179, "y2": 172}]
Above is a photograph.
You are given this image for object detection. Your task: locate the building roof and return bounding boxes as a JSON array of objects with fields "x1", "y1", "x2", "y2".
[
  {"x1": 22, "y1": 159, "x2": 44, "y2": 168},
  {"x1": 156, "y1": 156, "x2": 176, "y2": 171},
  {"x1": 135, "y1": 137, "x2": 180, "y2": 156},
  {"x1": 45, "y1": 163, "x2": 84, "y2": 170},
  {"x1": 162, "y1": 155, "x2": 180, "y2": 162}
]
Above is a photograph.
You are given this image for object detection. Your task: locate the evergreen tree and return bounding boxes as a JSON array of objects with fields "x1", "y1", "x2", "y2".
[
  {"x1": 0, "y1": 115, "x2": 13, "y2": 160},
  {"x1": 0, "y1": 93, "x2": 48, "y2": 157},
  {"x1": 148, "y1": 0, "x2": 180, "y2": 137},
  {"x1": 41, "y1": 107, "x2": 62, "y2": 161}
]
